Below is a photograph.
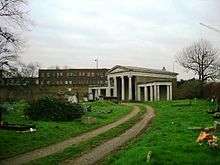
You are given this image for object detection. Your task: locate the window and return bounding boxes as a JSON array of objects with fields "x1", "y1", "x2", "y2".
[
  {"x1": 72, "y1": 72, "x2": 76, "y2": 76},
  {"x1": 91, "y1": 72, "x2": 95, "y2": 77},
  {"x1": 47, "y1": 73, "x2": 50, "y2": 77},
  {"x1": 56, "y1": 81, "x2": 59, "y2": 85},
  {"x1": 87, "y1": 72, "x2": 90, "y2": 76},
  {"x1": 65, "y1": 81, "x2": 68, "y2": 85},
  {"x1": 69, "y1": 81, "x2": 72, "y2": 84},
  {"x1": 47, "y1": 81, "x2": 50, "y2": 85},
  {"x1": 41, "y1": 73, "x2": 44, "y2": 77},
  {"x1": 60, "y1": 72, "x2": 63, "y2": 76}
]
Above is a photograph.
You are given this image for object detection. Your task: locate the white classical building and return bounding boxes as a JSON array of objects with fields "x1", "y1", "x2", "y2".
[{"x1": 88, "y1": 65, "x2": 178, "y2": 101}]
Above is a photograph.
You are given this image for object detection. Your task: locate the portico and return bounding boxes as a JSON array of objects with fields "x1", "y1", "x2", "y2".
[
  {"x1": 137, "y1": 82, "x2": 172, "y2": 101},
  {"x1": 88, "y1": 65, "x2": 178, "y2": 101},
  {"x1": 106, "y1": 75, "x2": 136, "y2": 101}
]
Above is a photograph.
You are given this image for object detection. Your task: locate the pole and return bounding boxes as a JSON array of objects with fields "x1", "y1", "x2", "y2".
[
  {"x1": 96, "y1": 58, "x2": 98, "y2": 69},
  {"x1": 94, "y1": 58, "x2": 98, "y2": 69}
]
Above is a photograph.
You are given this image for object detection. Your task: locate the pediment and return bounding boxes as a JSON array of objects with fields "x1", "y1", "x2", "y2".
[
  {"x1": 111, "y1": 67, "x2": 126, "y2": 73},
  {"x1": 108, "y1": 65, "x2": 129, "y2": 74}
]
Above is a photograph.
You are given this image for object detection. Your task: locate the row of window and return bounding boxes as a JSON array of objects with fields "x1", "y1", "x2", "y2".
[
  {"x1": 40, "y1": 72, "x2": 105, "y2": 78},
  {"x1": 40, "y1": 80, "x2": 105, "y2": 85}
]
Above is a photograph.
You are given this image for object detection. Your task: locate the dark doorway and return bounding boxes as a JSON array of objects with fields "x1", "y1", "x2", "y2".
[
  {"x1": 132, "y1": 76, "x2": 136, "y2": 100},
  {"x1": 140, "y1": 87, "x2": 145, "y2": 101},
  {"x1": 124, "y1": 76, "x2": 129, "y2": 100},
  {"x1": 100, "y1": 89, "x2": 106, "y2": 97},
  {"x1": 117, "y1": 77, "x2": 122, "y2": 100},
  {"x1": 110, "y1": 88, "x2": 114, "y2": 97},
  {"x1": 160, "y1": 85, "x2": 167, "y2": 100},
  {"x1": 92, "y1": 89, "x2": 96, "y2": 99}
]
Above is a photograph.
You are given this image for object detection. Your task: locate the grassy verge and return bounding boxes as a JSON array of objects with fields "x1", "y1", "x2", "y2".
[
  {"x1": 27, "y1": 104, "x2": 147, "y2": 165},
  {"x1": 0, "y1": 101, "x2": 131, "y2": 159},
  {"x1": 102, "y1": 99, "x2": 220, "y2": 165}
]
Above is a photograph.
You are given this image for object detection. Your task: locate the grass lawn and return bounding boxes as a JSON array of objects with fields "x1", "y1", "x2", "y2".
[
  {"x1": 28, "y1": 104, "x2": 147, "y2": 165},
  {"x1": 0, "y1": 100, "x2": 132, "y2": 160},
  {"x1": 103, "y1": 99, "x2": 220, "y2": 165}
]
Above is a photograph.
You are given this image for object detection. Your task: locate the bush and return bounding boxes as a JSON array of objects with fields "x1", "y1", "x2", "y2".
[
  {"x1": 203, "y1": 82, "x2": 220, "y2": 103},
  {"x1": 176, "y1": 79, "x2": 203, "y2": 99},
  {"x1": 25, "y1": 96, "x2": 84, "y2": 121}
]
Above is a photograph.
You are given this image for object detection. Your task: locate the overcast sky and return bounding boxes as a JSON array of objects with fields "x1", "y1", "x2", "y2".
[{"x1": 22, "y1": 0, "x2": 220, "y2": 80}]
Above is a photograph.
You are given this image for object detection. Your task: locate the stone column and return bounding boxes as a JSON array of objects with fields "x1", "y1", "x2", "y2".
[
  {"x1": 113, "y1": 76, "x2": 117, "y2": 97},
  {"x1": 121, "y1": 76, "x2": 125, "y2": 100},
  {"x1": 98, "y1": 88, "x2": 101, "y2": 97},
  {"x1": 106, "y1": 76, "x2": 111, "y2": 97},
  {"x1": 137, "y1": 86, "x2": 141, "y2": 101},
  {"x1": 150, "y1": 85, "x2": 153, "y2": 101},
  {"x1": 157, "y1": 85, "x2": 160, "y2": 101},
  {"x1": 128, "y1": 76, "x2": 132, "y2": 100},
  {"x1": 154, "y1": 84, "x2": 157, "y2": 101},
  {"x1": 88, "y1": 88, "x2": 92, "y2": 94},
  {"x1": 95, "y1": 89, "x2": 98, "y2": 99},
  {"x1": 170, "y1": 85, "x2": 173, "y2": 100},
  {"x1": 144, "y1": 86, "x2": 148, "y2": 101},
  {"x1": 166, "y1": 85, "x2": 170, "y2": 100}
]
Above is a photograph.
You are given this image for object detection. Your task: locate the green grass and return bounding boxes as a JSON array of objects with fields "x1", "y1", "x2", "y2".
[
  {"x1": 27, "y1": 104, "x2": 147, "y2": 165},
  {"x1": 0, "y1": 100, "x2": 131, "y2": 160},
  {"x1": 103, "y1": 100, "x2": 220, "y2": 165}
]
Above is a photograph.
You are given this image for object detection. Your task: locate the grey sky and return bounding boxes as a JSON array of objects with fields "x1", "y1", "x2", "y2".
[{"x1": 22, "y1": 0, "x2": 220, "y2": 79}]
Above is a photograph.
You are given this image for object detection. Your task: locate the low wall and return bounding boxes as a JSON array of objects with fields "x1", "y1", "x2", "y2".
[{"x1": 0, "y1": 85, "x2": 89, "y2": 102}]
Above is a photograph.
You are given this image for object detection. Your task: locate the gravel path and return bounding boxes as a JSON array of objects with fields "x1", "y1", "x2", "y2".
[
  {"x1": 0, "y1": 106, "x2": 140, "y2": 165},
  {"x1": 62, "y1": 105, "x2": 155, "y2": 165}
]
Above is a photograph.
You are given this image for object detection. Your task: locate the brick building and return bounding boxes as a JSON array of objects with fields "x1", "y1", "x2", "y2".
[{"x1": 38, "y1": 68, "x2": 109, "y2": 86}]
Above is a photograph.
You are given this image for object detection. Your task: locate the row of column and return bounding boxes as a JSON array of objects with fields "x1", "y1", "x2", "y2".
[
  {"x1": 107, "y1": 75, "x2": 133, "y2": 101},
  {"x1": 138, "y1": 84, "x2": 172, "y2": 101}
]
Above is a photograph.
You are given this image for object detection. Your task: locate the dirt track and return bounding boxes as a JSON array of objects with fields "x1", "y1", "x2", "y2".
[{"x1": 63, "y1": 105, "x2": 155, "y2": 165}]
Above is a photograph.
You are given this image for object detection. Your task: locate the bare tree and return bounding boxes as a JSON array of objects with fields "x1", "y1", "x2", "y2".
[
  {"x1": 0, "y1": 0, "x2": 29, "y2": 73},
  {"x1": 177, "y1": 39, "x2": 220, "y2": 82}
]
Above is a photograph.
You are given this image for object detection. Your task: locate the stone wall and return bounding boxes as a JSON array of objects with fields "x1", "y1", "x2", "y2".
[{"x1": 0, "y1": 84, "x2": 89, "y2": 102}]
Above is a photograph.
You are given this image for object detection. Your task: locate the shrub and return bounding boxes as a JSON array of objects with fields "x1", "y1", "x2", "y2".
[
  {"x1": 25, "y1": 96, "x2": 84, "y2": 121},
  {"x1": 176, "y1": 79, "x2": 203, "y2": 99},
  {"x1": 203, "y1": 82, "x2": 220, "y2": 103}
]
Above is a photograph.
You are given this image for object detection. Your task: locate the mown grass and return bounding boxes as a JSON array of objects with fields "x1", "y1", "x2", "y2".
[
  {"x1": 27, "y1": 104, "x2": 147, "y2": 165},
  {"x1": 103, "y1": 99, "x2": 220, "y2": 165},
  {"x1": 0, "y1": 100, "x2": 131, "y2": 160}
]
